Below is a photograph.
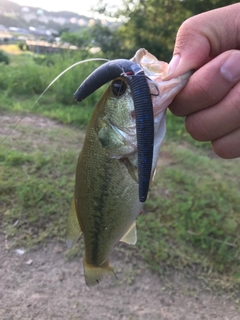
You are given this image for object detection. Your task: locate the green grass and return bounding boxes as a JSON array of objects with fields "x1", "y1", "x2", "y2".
[
  {"x1": 0, "y1": 49, "x2": 107, "y2": 109},
  {"x1": 0, "y1": 49, "x2": 108, "y2": 129},
  {"x1": 1, "y1": 48, "x2": 240, "y2": 293},
  {"x1": 0, "y1": 49, "x2": 210, "y2": 145},
  {"x1": 1, "y1": 116, "x2": 240, "y2": 292},
  {"x1": 136, "y1": 142, "x2": 240, "y2": 289},
  {"x1": 1, "y1": 123, "x2": 82, "y2": 247},
  {"x1": 0, "y1": 92, "x2": 97, "y2": 128}
]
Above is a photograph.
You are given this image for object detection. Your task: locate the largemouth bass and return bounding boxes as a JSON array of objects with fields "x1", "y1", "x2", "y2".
[{"x1": 66, "y1": 48, "x2": 191, "y2": 286}]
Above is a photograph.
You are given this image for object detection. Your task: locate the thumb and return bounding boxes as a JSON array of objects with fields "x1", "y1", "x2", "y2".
[{"x1": 165, "y1": 3, "x2": 240, "y2": 79}]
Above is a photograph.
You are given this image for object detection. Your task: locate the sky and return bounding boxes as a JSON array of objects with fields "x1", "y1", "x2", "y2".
[{"x1": 13, "y1": 0, "x2": 119, "y2": 18}]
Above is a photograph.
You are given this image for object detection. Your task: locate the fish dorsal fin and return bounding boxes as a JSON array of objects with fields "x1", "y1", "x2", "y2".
[
  {"x1": 66, "y1": 196, "x2": 82, "y2": 249},
  {"x1": 120, "y1": 221, "x2": 137, "y2": 245}
]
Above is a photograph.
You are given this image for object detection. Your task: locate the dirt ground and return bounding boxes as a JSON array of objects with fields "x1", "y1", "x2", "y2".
[
  {"x1": 0, "y1": 236, "x2": 240, "y2": 320},
  {"x1": 1, "y1": 114, "x2": 240, "y2": 320}
]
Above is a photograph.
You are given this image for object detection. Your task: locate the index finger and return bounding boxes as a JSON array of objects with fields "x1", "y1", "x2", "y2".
[{"x1": 169, "y1": 50, "x2": 240, "y2": 116}]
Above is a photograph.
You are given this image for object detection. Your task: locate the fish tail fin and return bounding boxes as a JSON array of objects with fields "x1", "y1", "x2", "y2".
[{"x1": 83, "y1": 259, "x2": 116, "y2": 286}]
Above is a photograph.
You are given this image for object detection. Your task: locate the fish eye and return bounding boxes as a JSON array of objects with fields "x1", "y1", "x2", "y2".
[{"x1": 111, "y1": 79, "x2": 127, "y2": 97}]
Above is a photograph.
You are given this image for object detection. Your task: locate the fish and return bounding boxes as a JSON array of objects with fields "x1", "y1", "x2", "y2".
[{"x1": 66, "y1": 48, "x2": 191, "y2": 286}]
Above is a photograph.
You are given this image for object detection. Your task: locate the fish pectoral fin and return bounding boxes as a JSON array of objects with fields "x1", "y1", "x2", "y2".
[
  {"x1": 121, "y1": 158, "x2": 138, "y2": 183},
  {"x1": 83, "y1": 259, "x2": 116, "y2": 287},
  {"x1": 120, "y1": 221, "x2": 137, "y2": 245},
  {"x1": 66, "y1": 196, "x2": 82, "y2": 249}
]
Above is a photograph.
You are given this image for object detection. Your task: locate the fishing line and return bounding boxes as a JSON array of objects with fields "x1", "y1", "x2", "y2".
[
  {"x1": 1, "y1": 58, "x2": 110, "y2": 145},
  {"x1": 116, "y1": 65, "x2": 160, "y2": 98}
]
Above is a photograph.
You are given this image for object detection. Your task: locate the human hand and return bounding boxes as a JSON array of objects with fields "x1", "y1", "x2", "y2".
[{"x1": 166, "y1": 3, "x2": 240, "y2": 158}]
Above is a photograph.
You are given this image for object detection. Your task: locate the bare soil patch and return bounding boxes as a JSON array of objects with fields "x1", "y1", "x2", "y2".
[
  {"x1": 1, "y1": 237, "x2": 240, "y2": 320},
  {"x1": 1, "y1": 114, "x2": 240, "y2": 320}
]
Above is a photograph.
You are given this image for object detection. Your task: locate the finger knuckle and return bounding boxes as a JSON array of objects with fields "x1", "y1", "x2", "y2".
[
  {"x1": 211, "y1": 140, "x2": 232, "y2": 159},
  {"x1": 180, "y1": 17, "x2": 197, "y2": 33},
  {"x1": 174, "y1": 18, "x2": 201, "y2": 53},
  {"x1": 185, "y1": 113, "x2": 210, "y2": 141},
  {"x1": 168, "y1": 104, "x2": 185, "y2": 117},
  {"x1": 230, "y1": 84, "x2": 240, "y2": 116}
]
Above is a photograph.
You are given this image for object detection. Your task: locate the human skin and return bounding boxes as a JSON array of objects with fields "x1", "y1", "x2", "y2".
[{"x1": 165, "y1": 3, "x2": 240, "y2": 159}]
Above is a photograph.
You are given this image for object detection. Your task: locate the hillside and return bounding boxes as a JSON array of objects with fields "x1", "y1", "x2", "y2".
[{"x1": 0, "y1": 0, "x2": 100, "y2": 32}]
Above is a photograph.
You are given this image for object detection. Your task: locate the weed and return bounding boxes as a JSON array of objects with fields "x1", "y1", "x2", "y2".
[
  {"x1": 137, "y1": 141, "x2": 240, "y2": 290},
  {"x1": 0, "y1": 50, "x2": 106, "y2": 107},
  {"x1": 1, "y1": 49, "x2": 240, "y2": 293}
]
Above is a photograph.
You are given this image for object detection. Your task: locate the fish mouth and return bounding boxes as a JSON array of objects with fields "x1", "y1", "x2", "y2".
[{"x1": 74, "y1": 59, "x2": 154, "y2": 202}]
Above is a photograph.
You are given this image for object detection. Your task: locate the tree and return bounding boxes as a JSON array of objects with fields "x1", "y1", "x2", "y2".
[
  {"x1": 89, "y1": 23, "x2": 123, "y2": 59},
  {"x1": 60, "y1": 24, "x2": 124, "y2": 59},
  {"x1": 60, "y1": 27, "x2": 91, "y2": 50},
  {"x1": 96, "y1": 0, "x2": 239, "y2": 61},
  {"x1": 96, "y1": 0, "x2": 192, "y2": 61},
  {"x1": 182, "y1": 0, "x2": 238, "y2": 15}
]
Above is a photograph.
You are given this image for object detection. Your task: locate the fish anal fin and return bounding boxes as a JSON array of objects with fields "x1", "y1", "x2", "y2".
[
  {"x1": 120, "y1": 221, "x2": 137, "y2": 245},
  {"x1": 66, "y1": 196, "x2": 82, "y2": 249},
  {"x1": 83, "y1": 259, "x2": 115, "y2": 287}
]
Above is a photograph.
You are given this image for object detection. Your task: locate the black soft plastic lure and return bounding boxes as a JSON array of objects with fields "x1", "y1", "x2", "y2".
[{"x1": 74, "y1": 59, "x2": 154, "y2": 202}]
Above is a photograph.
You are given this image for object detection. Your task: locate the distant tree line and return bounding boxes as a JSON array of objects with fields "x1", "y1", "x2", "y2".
[{"x1": 62, "y1": 0, "x2": 238, "y2": 60}]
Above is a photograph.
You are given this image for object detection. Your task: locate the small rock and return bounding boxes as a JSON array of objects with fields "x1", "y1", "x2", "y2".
[
  {"x1": 26, "y1": 259, "x2": 33, "y2": 265},
  {"x1": 15, "y1": 249, "x2": 25, "y2": 255}
]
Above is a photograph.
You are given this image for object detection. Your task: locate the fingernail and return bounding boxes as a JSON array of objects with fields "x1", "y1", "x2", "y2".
[
  {"x1": 221, "y1": 52, "x2": 240, "y2": 81},
  {"x1": 166, "y1": 54, "x2": 180, "y2": 77}
]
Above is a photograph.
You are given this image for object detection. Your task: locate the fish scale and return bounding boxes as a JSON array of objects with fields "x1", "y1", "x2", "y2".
[{"x1": 74, "y1": 101, "x2": 142, "y2": 273}]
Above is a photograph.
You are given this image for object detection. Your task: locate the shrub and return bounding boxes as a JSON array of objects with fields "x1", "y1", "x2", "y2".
[
  {"x1": 0, "y1": 50, "x2": 9, "y2": 64},
  {"x1": 18, "y1": 41, "x2": 25, "y2": 51}
]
